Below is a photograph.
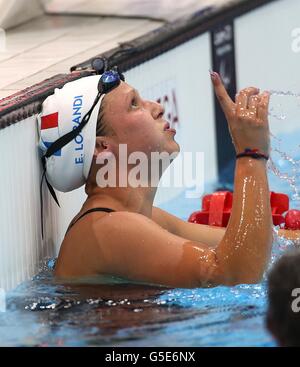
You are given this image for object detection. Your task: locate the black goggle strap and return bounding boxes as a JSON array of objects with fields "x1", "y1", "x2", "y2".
[
  {"x1": 40, "y1": 167, "x2": 60, "y2": 239},
  {"x1": 44, "y1": 91, "x2": 102, "y2": 160}
]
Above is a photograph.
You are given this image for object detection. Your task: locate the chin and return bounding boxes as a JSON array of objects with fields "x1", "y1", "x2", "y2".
[{"x1": 167, "y1": 140, "x2": 180, "y2": 155}]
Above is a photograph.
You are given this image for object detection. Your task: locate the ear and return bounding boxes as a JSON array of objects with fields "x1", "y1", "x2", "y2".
[
  {"x1": 93, "y1": 136, "x2": 116, "y2": 165},
  {"x1": 94, "y1": 136, "x2": 110, "y2": 155}
]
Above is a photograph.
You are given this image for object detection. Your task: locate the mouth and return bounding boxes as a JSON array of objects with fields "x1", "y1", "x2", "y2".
[{"x1": 163, "y1": 122, "x2": 176, "y2": 134}]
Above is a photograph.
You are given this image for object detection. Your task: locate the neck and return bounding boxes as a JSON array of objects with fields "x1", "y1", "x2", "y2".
[{"x1": 85, "y1": 184, "x2": 158, "y2": 218}]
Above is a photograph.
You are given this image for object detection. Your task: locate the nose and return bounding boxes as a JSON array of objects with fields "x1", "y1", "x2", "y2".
[{"x1": 146, "y1": 100, "x2": 165, "y2": 119}]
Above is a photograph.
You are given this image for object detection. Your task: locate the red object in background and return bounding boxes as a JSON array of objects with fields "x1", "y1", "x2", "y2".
[
  {"x1": 188, "y1": 191, "x2": 233, "y2": 227},
  {"x1": 188, "y1": 191, "x2": 289, "y2": 228},
  {"x1": 284, "y1": 210, "x2": 300, "y2": 230},
  {"x1": 270, "y1": 192, "x2": 289, "y2": 226}
]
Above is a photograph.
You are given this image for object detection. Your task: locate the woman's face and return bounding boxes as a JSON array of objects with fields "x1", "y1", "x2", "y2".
[{"x1": 103, "y1": 81, "x2": 180, "y2": 156}]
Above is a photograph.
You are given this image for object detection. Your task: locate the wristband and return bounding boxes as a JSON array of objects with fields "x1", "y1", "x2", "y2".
[{"x1": 236, "y1": 148, "x2": 269, "y2": 161}]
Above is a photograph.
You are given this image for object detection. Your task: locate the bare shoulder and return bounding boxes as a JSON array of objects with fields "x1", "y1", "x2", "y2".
[
  {"x1": 91, "y1": 210, "x2": 170, "y2": 246},
  {"x1": 93, "y1": 211, "x2": 220, "y2": 286},
  {"x1": 55, "y1": 210, "x2": 220, "y2": 287},
  {"x1": 55, "y1": 211, "x2": 116, "y2": 278}
]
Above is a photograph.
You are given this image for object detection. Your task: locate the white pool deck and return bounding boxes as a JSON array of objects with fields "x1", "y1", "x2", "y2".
[{"x1": 0, "y1": 0, "x2": 228, "y2": 100}]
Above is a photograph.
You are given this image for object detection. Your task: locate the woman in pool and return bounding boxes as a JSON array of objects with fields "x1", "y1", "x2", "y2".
[{"x1": 39, "y1": 69, "x2": 273, "y2": 288}]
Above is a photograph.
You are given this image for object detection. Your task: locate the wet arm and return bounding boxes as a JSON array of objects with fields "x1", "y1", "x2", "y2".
[
  {"x1": 214, "y1": 157, "x2": 273, "y2": 284},
  {"x1": 152, "y1": 207, "x2": 225, "y2": 249}
]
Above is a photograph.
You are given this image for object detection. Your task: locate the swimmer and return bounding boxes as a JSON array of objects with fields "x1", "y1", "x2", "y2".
[
  {"x1": 38, "y1": 69, "x2": 273, "y2": 288},
  {"x1": 267, "y1": 249, "x2": 300, "y2": 347}
]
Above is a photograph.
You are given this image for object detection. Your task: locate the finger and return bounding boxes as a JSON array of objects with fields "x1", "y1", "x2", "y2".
[
  {"x1": 210, "y1": 71, "x2": 235, "y2": 118},
  {"x1": 257, "y1": 91, "x2": 270, "y2": 121},
  {"x1": 248, "y1": 95, "x2": 261, "y2": 116},
  {"x1": 236, "y1": 87, "x2": 260, "y2": 114},
  {"x1": 236, "y1": 93, "x2": 248, "y2": 112}
]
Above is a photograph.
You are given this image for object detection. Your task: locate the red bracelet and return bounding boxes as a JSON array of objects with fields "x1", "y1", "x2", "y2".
[{"x1": 236, "y1": 148, "x2": 269, "y2": 161}]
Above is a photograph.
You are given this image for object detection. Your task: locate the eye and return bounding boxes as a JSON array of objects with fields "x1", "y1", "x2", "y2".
[{"x1": 131, "y1": 97, "x2": 139, "y2": 108}]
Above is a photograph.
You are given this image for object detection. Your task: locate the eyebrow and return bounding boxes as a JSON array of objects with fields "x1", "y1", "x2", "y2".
[{"x1": 125, "y1": 88, "x2": 138, "y2": 108}]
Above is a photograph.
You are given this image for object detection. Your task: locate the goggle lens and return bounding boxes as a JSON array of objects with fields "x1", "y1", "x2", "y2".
[{"x1": 98, "y1": 70, "x2": 121, "y2": 94}]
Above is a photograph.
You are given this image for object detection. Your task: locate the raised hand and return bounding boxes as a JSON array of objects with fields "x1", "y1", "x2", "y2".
[{"x1": 210, "y1": 71, "x2": 270, "y2": 157}]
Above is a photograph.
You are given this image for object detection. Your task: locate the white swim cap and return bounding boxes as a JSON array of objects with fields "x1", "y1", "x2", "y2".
[{"x1": 37, "y1": 75, "x2": 104, "y2": 192}]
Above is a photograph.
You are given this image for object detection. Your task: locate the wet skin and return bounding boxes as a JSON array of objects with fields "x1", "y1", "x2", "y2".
[{"x1": 55, "y1": 75, "x2": 273, "y2": 288}]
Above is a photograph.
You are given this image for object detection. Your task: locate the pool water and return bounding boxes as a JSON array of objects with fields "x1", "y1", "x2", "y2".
[{"x1": 0, "y1": 262, "x2": 275, "y2": 347}]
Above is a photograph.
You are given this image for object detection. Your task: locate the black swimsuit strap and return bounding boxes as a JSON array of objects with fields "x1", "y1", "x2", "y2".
[{"x1": 66, "y1": 207, "x2": 115, "y2": 234}]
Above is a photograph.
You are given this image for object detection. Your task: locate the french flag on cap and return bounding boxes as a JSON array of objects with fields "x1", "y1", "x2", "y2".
[{"x1": 41, "y1": 112, "x2": 61, "y2": 156}]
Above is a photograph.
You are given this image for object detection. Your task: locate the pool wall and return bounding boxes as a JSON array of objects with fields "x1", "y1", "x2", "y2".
[{"x1": 1, "y1": 0, "x2": 298, "y2": 291}]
